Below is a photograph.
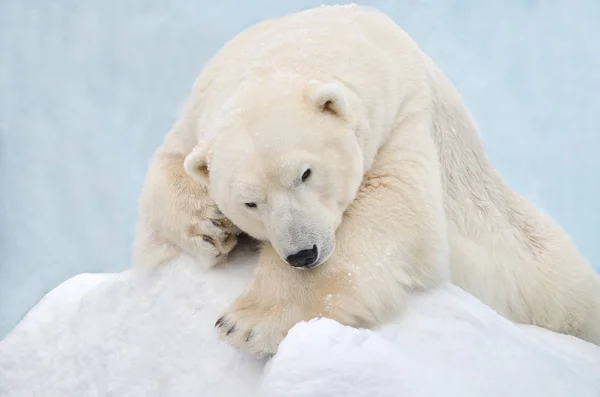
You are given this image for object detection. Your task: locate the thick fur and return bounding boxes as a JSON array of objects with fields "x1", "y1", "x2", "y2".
[
  {"x1": 133, "y1": 137, "x2": 240, "y2": 270},
  {"x1": 133, "y1": 4, "x2": 600, "y2": 354}
]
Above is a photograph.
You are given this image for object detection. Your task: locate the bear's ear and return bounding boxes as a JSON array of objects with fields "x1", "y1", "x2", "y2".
[
  {"x1": 184, "y1": 141, "x2": 210, "y2": 186},
  {"x1": 307, "y1": 80, "x2": 349, "y2": 119}
]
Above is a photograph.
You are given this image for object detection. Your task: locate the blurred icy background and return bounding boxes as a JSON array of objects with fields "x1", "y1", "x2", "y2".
[{"x1": 0, "y1": 0, "x2": 598, "y2": 338}]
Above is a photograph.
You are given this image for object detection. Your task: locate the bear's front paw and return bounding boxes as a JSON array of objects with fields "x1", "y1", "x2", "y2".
[
  {"x1": 186, "y1": 205, "x2": 240, "y2": 268},
  {"x1": 215, "y1": 301, "x2": 303, "y2": 356}
]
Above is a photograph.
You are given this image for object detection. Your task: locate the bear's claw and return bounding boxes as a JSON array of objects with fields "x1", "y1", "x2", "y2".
[
  {"x1": 215, "y1": 306, "x2": 292, "y2": 356},
  {"x1": 185, "y1": 206, "x2": 240, "y2": 268}
]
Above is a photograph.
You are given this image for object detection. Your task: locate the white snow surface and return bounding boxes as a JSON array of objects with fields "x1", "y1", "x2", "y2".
[{"x1": 1, "y1": 240, "x2": 599, "y2": 397}]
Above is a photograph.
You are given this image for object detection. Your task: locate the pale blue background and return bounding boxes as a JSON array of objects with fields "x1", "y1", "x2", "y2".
[{"x1": 1, "y1": 0, "x2": 599, "y2": 338}]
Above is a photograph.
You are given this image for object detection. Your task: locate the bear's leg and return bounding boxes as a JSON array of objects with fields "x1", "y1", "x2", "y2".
[
  {"x1": 133, "y1": 151, "x2": 240, "y2": 270},
  {"x1": 216, "y1": 116, "x2": 450, "y2": 355}
]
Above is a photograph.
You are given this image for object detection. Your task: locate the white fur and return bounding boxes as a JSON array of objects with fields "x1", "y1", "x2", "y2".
[{"x1": 134, "y1": 4, "x2": 600, "y2": 354}]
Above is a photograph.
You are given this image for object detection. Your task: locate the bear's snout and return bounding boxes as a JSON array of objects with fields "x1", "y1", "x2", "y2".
[{"x1": 285, "y1": 245, "x2": 319, "y2": 269}]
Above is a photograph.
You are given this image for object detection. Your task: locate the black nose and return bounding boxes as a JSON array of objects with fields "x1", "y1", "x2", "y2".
[{"x1": 286, "y1": 245, "x2": 319, "y2": 268}]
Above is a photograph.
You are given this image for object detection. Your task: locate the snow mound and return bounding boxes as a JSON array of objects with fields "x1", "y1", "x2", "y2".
[{"x1": 1, "y1": 241, "x2": 599, "y2": 397}]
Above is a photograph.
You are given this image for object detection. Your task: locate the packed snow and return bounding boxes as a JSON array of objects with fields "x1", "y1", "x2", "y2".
[{"x1": 1, "y1": 239, "x2": 599, "y2": 397}]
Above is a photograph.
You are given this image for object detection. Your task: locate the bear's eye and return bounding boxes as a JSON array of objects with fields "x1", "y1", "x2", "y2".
[
  {"x1": 301, "y1": 168, "x2": 312, "y2": 182},
  {"x1": 245, "y1": 202, "x2": 257, "y2": 209}
]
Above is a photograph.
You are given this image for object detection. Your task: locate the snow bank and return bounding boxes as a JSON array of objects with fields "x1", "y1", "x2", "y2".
[{"x1": 1, "y1": 241, "x2": 599, "y2": 397}]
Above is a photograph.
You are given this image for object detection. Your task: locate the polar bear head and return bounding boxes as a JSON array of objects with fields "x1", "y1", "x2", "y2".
[{"x1": 184, "y1": 78, "x2": 366, "y2": 269}]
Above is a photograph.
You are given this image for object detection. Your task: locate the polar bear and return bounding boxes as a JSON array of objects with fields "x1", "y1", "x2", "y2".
[{"x1": 133, "y1": 4, "x2": 600, "y2": 354}]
